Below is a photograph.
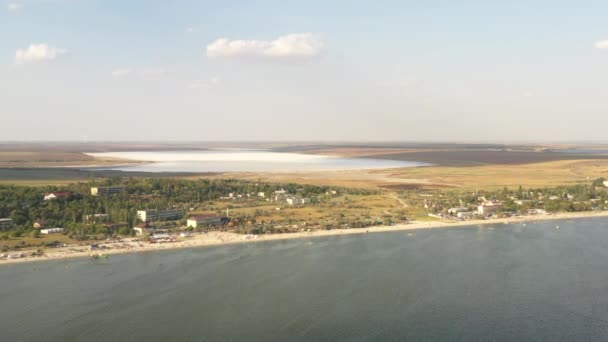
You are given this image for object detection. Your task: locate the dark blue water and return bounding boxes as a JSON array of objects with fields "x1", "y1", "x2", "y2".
[{"x1": 3, "y1": 218, "x2": 608, "y2": 341}]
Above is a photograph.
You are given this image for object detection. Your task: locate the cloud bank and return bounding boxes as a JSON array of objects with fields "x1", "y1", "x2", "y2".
[
  {"x1": 596, "y1": 40, "x2": 608, "y2": 49},
  {"x1": 206, "y1": 33, "x2": 322, "y2": 59},
  {"x1": 15, "y1": 44, "x2": 67, "y2": 64}
]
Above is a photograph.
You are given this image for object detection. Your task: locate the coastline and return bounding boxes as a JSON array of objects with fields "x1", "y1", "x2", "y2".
[{"x1": 3, "y1": 210, "x2": 608, "y2": 265}]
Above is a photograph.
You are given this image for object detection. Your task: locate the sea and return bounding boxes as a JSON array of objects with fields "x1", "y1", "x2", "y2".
[
  {"x1": 85, "y1": 150, "x2": 426, "y2": 172},
  {"x1": 3, "y1": 218, "x2": 608, "y2": 341}
]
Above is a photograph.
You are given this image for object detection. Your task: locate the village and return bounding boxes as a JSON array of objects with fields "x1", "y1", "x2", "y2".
[
  {"x1": 1, "y1": 178, "x2": 608, "y2": 260},
  {"x1": 416, "y1": 179, "x2": 608, "y2": 221},
  {"x1": 0, "y1": 180, "x2": 369, "y2": 259}
]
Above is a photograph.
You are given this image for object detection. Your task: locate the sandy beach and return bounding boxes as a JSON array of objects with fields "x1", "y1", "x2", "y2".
[{"x1": 3, "y1": 210, "x2": 608, "y2": 265}]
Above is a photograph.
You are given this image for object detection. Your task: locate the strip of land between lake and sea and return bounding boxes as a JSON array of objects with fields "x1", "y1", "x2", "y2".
[{"x1": 3, "y1": 210, "x2": 608, "y2": 265}]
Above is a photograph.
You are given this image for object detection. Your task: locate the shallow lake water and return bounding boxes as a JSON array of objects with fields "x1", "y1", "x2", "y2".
[
  {"x1": 3, "y1": 218, "x2": 608, "y2": 341},
  {"x1": 86, "y1": 150, "x2": 426, "y2": 172}
]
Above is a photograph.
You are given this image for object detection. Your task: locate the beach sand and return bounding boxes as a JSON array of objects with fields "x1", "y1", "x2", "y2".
[{"x1": 3, "y1": 211, "x2": 608, "y2": 265}]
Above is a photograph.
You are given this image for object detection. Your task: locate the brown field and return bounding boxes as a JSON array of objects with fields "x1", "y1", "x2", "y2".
[
  {"x1": 366, "y1": 150, "x2": 608, "y2": 166},
  {"x1": 0, "y1": 151, "x2": 141, "y2": 168},
  {"x1": 1, "y1": 143, "x2": 608, "y2": 192},
  {"x1": 388, "y1": 159, "x2": 608, "y2": 190},
  {"x1": 193, "y1": 159, "x2": 608, "y2": 192}
]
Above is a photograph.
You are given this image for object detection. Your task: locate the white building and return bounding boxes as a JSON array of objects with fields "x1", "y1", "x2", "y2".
[
  {"x1": 603, "y1": 181, "x2": 608, "y2": 187},
  {"x1": 0, "y1": 218, "x2": 13, "y2": 231},
  {"x1": 286, "y1": 197, "x2": 311, "y2": 205},
  {"x1": 40, "y1": 228, "x2": 64, "y2": 234},
  {"x1": 478, "y1": 202, "x2": 503, "y2": 215},
  {"x1": 91, "y1": 186, "x2": 125, "y2": 196},
  {"x1": 137, "y1": 209, "x2": 183, "y2": 222},
  {"x1": 448, "y1": 207, "x2": 468, "y2": 215},
  {"x1": 186, "y1": 215, "x2": 223, "y2": 228},
  {"x1": 257, "y1": 192, "x2": 265, "y2": 198}
]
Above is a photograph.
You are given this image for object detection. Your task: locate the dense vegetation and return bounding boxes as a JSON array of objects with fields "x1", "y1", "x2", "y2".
[
  {"x1": 412, "y1": 178, "x2": 608, "y2": 215},
  {"x1": 0, "y1": 178, "x2": 372, "y2": 237}
]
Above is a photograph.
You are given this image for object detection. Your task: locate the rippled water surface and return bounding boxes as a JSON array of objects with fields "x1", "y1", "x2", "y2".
[
  {"x1": 3, "y1": 218, "x2": 608, "y2": 341},
  {"x1": 86, "y1": 150, "x2": 426, "y2": 172}
]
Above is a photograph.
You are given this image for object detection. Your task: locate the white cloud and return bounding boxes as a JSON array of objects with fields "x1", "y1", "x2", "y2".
[
  {"x1": 7, "y1": 3, "x2": 22, "y2": 11},
  {"x1": 206, "y1": 33, "x2": 323, "y2": 59},
  {"x1": 189, "y1": 76, "x2": 220, "y2": 89},
  {"x1": 595, "y1": 40, "x2": 608, "y2": 49},
  {"x1": 15, "y1": 44, "x2": 67, "y2": 64}
]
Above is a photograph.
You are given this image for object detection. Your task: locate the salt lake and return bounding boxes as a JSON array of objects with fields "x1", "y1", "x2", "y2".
[{"x1": 86, "y1": 150, "x2": 427, "y2": 172}]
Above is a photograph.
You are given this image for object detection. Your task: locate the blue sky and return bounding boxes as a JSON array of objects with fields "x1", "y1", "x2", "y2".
[{"x1": 1, "y1": 0, "x2": 608, "y2": 141}]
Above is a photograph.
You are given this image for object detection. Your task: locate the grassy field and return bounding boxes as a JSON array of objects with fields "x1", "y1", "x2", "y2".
[
  {"x1": 1, "y1": 144, "x2": 608, "y2": 192},
  {"x1": 0, "y1": 233, "x2": 90, "y2": 249},
  {"x1": 187, "y1": 159, "x2": 608, "y2": 193},
  {"x1": 387, "y1": 159, "x2": 608, "y2": 190},
  {"x1": 188, "y1": 194, "x2": 409, "y2": 226}
]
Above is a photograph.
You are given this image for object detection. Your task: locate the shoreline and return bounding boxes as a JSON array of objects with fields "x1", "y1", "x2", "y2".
[{"x1": 3, "y1": 210, "x2": 608, "y2": 265}]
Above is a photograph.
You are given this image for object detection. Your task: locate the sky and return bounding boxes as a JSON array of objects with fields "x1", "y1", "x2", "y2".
[{"x1": 1, "y1": 0, "x2": 608, "y2": 142}]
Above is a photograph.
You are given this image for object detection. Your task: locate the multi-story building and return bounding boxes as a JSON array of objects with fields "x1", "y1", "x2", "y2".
[
  {"x1": 186, "y1": 215, "x2": 223, "y2": 228},
  {"x1": 477, "y1": 202, "x2": 503, "y2": 215},
  {"x1": 91, "y1": 186, "x2": 125, "y2": 196},
  {"x1": 137, "y1": 209, "x2": 183, "y2": 222},
  {"x1": 0, "y1": 218, "x2": 14, "y2": 231}
]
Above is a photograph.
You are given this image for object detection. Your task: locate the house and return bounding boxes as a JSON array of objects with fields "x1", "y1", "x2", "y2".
[
  {"x1": 448, "y1": 207, "x2": 468, "y2": 215},
  {"x1": 133, "y1": 223, "x2": 152, "y2": 235},
  {"x1": 603, "y1": 181, "x2": 608, "y2": 187},
  {"x1": 286, "y1": 196, "x2": 311, "y2": 205},
  {"x1": 478, "y1": 202, "x2": 503, "y2": 215},
  {"x1": 137, "y1": 209, "x2": 183, "y2": 222},
  {"x1": 326, "y1": 190, "x2": 338, "y2": 195},
  {"x1": 40, "y1": 228, "x2": 64, "y2": 234},
  {"x1": 187, "y1": 214, "x2": 223, "y2": 228},
  {"x1": 91, "y1": 186, "x2": 125, "y2": 196},
  {"x1": 43, "y1": 192, "x2": 73, "y2": 201},
  {"x1": 33, "y1": 220, "x2": 47, "y2": 229},
  {"x1": 0, "y1": 218, "x2": 14, "y2": 231},
  {"x1": 257, "y1": 192, "x2": 265, "y2": 198}
]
